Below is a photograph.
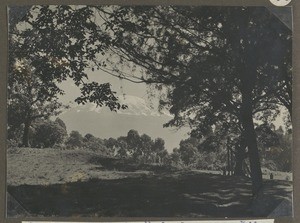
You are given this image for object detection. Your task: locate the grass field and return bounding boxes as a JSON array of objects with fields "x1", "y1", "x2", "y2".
[{"x1": 7, "y1": 147, "x2": 293, "y2": 218}]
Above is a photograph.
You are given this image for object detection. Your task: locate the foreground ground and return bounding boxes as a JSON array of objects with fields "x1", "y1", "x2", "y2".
[{"x1": 7, "y1": 148, "x2": 293, "y2": 218}]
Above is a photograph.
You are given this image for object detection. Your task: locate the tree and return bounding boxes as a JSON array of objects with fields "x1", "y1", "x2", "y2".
[
  {"x1": 139, "y1": 134, "x2": 154, "y2": 163},
  {"x1": 31, "y1": 119, "x2": 67, "y2": 148},
  {"x1": 93, "y1": 6, "x2": 291, "y2": 194},
  {"x1": 178, "y1": 140, "x2": 197, "y2": 166},
  {"x1": 83, "y1": 134, "x2": 108, "y2": 154},
  {"x1": 126, "y1": 129, "x2": 142, "y2": 159},
  {"x1": 55, "y1": 117, "x2": 67, "y2": 131},
  {"x1": 104, "y1": 137, "x2": 118, "y2": 149},
  {"x1": 9, "y1": 5, "x2": 127, "y2": 111},
  {"x1": 256, "y1": 123, "x2": 279, "y2": 153},
  {"x1": 256, "y1": 125, "x2": 292, "y2": 172},
  {"x1": 104, "y1": 137, "x2": 118, "y2": 155},
  {"x1": 276, "y1": 128, "x2": 292, "y2": 172},
  {"x1": 7, "y1": 59, "x2": 66, "y2": 147},
  {"x1": 84, "y1": 133, "x2": 95, "y2": 142},
  {"x1": 153, "y1": 138, "x2": 166, "y2": 163},
  {"x1": 170, "y1": 148, "x2": 181, "y2": 166},
  {"x1": 8, "y1": 6, "x2": 128, "y2": 146},
  {"x1": 116, "y1": 136, "x2": 128, "y2": 158},
  {"x1": 178, "y1": 133, "x2": 229, "y2": 171},
  {"x1": 65, "y1": 131, "x2": 83, "y2": 149}
]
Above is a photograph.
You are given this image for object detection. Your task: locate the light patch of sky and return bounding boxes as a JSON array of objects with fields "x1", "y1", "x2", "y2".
[
  {"x1": 57, "y1": 67, "x2": 158, "y2": 109},
  {"x1": 56, "y1": 67, "x2": 191, "y2": 152},
  {"x1": 255, "y1": 107, "x2": 290, "y2": 131},
  {"x1": 57, "y1": 66, "x2": 290, "y2": 132}
]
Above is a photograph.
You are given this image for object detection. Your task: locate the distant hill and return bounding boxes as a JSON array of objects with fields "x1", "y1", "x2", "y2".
[{"x1": 59, "y1": 95, "x2": 190, "y2": 152}]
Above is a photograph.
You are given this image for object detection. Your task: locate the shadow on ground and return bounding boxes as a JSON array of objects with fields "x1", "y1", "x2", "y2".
[
  {"x1": 7, "y1": 169, "x2": 292, "y2": 218},
  {"x1": 89, "y1": 156, "x2": 177, "y2": 173}
]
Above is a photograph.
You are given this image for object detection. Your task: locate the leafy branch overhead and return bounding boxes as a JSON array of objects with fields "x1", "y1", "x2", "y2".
[
  {"x1": 9, "y1": 6, "x2": 291, "y2": 118},
  {"x1": 75, "y1": 82, "x2": 128, "y2": 111},
  {"x1": 9, "y1": 5, "x2": 126, "y2": 110}
]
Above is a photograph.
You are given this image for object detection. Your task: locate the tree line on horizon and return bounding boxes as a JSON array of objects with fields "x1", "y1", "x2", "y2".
[{"x1": 8, "y1": 116, "x2": 291, "y2": 173}]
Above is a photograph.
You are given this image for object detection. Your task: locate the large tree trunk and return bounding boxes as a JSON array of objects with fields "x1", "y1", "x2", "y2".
[
  {"x1": 240, "y1": 65, "x2": 263, "y2": 196},
  {"x1": 241, "y1": 106, "x2": 262, "y2": 196},
  {"x1": 22, "y1": 118, "x2": 31, "y2": 147}
]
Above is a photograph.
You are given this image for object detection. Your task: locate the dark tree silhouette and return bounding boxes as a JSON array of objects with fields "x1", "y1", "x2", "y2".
[{"x1": 93, "y1": 6, "x2": 291, "y2": 194}]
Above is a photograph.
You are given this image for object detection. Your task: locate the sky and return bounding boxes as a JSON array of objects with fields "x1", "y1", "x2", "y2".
[
  {"x1": 58, "y1": 68, "x2": 150, "y2": 105},
  {"x1": 57, "y1": 68, "x2": 191, "y2": 152}
]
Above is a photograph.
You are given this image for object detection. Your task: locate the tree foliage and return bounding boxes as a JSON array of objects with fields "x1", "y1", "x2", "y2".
[
  {"x1": 8, "y1": 6, "x2": 129, "y2": 147},
  {"x1": 65, "y1": 131, "x2": 84, "y2": 149},
  {"x1": 31, "y1": 119, "x2": 68, "y2": 148},
  {"x1": 7, "y1": 58, "x2": 66, "y2": 146},
  {"x1": 83, "y1": 134, "x2": 108, "y2": 154},
  {"x1": 9, "y1": 5, "x2": 128, "y2": 111}
]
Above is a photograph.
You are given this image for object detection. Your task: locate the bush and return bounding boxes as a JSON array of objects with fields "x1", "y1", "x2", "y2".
[
  {"x1": 31, "y1": 120, "x2": 68, "y2": 148},
  {"x1": 65, "y1": 131, "x2": 83, "y2": 149},
  {"x1": 194, "y1": 151, "x2": 226, "y2": 171},
  {"x1": 85, "y1": 138, "x2": 107, "y2": 153}
]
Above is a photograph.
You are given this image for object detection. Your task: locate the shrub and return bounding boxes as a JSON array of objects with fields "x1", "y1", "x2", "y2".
[
  {"x1": 65, "y1": 131, "x2": 83, "y2": 149},
  {"x1": 31, "y1": 120, "x2": 68, "y2": 148}
]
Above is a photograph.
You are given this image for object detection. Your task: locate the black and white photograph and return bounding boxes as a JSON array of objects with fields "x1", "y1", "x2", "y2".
[{"x1": 6, "y1": 5, "x2": 293, "y2": 218}]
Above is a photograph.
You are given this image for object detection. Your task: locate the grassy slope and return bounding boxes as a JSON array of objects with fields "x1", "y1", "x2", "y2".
[
  {"x1": 7, "y1": 147, "x2": 293, "y2": 218},
  {"x1": 7, "y1": 148, "x2": 151, "y2": 186}
]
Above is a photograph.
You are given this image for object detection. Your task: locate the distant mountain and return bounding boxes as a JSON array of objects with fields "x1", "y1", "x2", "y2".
[
  {"x1": 59, "y1": 95, "x2": 190, "y2": 152},
  {"x1": 71, "y1": 95, "x2": 171, "y2": 117},
  {"x1": 117, "y1": 95, "x2": 172, "y2": 117}
]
